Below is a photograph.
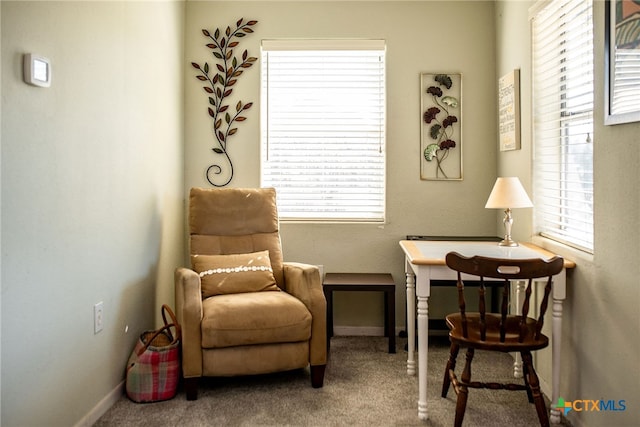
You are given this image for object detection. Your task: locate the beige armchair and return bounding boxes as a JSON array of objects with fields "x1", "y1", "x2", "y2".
[{"x1": 175, "y1": 187, "x2": 327, "y2": 400}]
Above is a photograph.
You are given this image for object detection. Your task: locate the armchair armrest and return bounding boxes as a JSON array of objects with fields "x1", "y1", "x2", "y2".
[
  {"x1": 283, "y1": 262, "x2": 327, "y2": 366},
  {"x1": 174, "y1": 267, "x2": 204, "y2": 378}
]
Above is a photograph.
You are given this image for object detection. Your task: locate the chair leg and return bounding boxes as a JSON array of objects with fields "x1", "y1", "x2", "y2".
[
  {"x1": 442, "y1": 343, "x2": 460, "y2": 398},
  {"x1": 522, "y1": 352, "x2": 549, "y2": 427},
  {"x1": 521, "y1": 352, "x2": 534, "y2": 403},
  {"x1": 454, "y1": 348, "x2": 474, "y2": 427},
  {"x1": 184, "y1": 377, "x2": 199, "y2": 401},
  {"x1": 311, "y1": 364, "x2": 326, "y2": 388}
]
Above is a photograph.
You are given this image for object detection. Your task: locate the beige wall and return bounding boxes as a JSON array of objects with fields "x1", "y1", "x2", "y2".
[
  {"x1": 496, "y1": 2, "x2": 640, "y2": 426},
  {"x1": 184, "y1": 0, "x2": 498, "y2": 330},
  {"x1": 0, "y1": 3, "x2": 3, "y2": 422},
  {"x1": 1, "y1": 1, "x2": 184, "y2": 425},
  {"x1": 2, "y1": 1, "x2": 635, "y2": 426}
]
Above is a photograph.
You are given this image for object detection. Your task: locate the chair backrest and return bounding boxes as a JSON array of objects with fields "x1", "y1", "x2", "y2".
[
  {"x1": 189, "y1": 187, "x2": 285, "y2": 287},
  {"x1": 445, "y1": 251, "x2": 564, "y2": 342}
]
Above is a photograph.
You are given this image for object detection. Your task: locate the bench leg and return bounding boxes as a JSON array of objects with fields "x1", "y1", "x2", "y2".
[
  {"x1": 386, "y1": 289, "x2": 396, "y2": 353},
  {"x1": 324, "y1": 288, "x2": 333, "y2": 352}
]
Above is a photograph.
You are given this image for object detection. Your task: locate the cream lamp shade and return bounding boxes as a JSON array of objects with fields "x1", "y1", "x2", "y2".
[
  {"x1": 485, "y1": 177, "x2": 533, "y2": 246},
  {"x1": 485, "y1": 177, "x2": 533, "y2": 209}
]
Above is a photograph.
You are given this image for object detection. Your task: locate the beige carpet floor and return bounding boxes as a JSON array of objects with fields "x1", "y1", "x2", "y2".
[{"x1": 95, "y1": 335, "x2": 565, "y2": 426}]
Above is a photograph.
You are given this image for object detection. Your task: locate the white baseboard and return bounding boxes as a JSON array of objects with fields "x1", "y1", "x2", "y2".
[{"x1": 74, "y1": 380, "x2": 124, "y2": 427}]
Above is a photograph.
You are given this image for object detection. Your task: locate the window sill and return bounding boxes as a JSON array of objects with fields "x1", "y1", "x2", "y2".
[
  {"x1": 280, "y1": 219, "x2": 387, "y2": 226},
  {"x1": 531, "y1": 235, "x2": 594, "y2": 265}
]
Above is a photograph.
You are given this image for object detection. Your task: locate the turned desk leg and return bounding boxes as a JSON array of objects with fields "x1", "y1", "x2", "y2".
[
  {"x1": 417, "y1": 294, "x2": 429, "y2": 421},
  {"x1": 406, "y1": 271, "x2": 416, "y2": 376},
  {"x1": 513, "y1": 280, "x2": 526, "y2": 378},
  {"x1": 549, "y1": 297, "x2": 563, "y2": 424}
]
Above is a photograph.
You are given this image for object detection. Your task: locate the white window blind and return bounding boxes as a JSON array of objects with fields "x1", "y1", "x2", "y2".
[
  {"x1": 531, "y1": 0, "x2": 594, "y2": 252},
  {"x1": 260, "y1": 40, "x2": 386, "y2": 222}
]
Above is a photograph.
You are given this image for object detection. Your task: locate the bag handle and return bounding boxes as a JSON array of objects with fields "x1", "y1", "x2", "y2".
[
  {"x1": 161, "y1": 304, "x2": 181, "y2": 343},
  {"x1": 162, "y1": 304, "x2": 178, "y2": 329},
  {"x1": 136, "y1": 323, "x2": 179, "y2": 356},
  {"x1": 134, "y1": 305, "x2": 181, "y2": 357}
]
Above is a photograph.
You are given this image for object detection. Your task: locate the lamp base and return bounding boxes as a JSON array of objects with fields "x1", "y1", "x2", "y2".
[
  {"x1": 498, "y1": 208, "x2": 519, "y2": 247},
  {"x1": 498, "y1": 237, "x2": 519, "y2": 247}
]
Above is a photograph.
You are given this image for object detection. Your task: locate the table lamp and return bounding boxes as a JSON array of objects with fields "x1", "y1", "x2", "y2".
[{"x1": 485, "y1": 177, "x2": 533, "y2": 247}]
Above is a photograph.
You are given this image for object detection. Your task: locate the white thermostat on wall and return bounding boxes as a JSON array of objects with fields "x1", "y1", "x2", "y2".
[{"x1": 23, "y1": 54, "x2": 51, "y2": 87}]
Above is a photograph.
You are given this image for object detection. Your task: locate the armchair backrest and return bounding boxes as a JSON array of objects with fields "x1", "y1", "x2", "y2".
[{"x1": 189, "y1": 187, "x2": 285, "y2": 288}]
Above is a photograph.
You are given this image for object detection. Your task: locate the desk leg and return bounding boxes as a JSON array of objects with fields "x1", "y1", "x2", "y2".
[
  {"x1": 513, "y1": 280, "x2": 526, "y2": 378},
  {"x1": 417, "y1": 294, "x2": 429, "y2": 421},
  {"x1": 550, "y1": 297, "x2": 563, "y2": 424},
  {"x1": 549, "y1": 269, "x2": 567, "y2": 424},
  {"x1": 405, "y1": 271, "x2": 416, "y2": 376}
]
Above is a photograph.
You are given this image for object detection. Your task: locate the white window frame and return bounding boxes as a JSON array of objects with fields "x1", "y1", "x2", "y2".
[
  {"x1": 260, "y1": 40, "x2": 386, "y2": 223},
  {"x1": 530, "y1": 0, "x2": 594, "y2": 253},
  {"x1": 605, "y1": 0, "x2": 640, "y2": 124}
]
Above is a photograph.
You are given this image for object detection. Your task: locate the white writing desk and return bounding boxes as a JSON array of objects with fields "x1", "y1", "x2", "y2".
[{"x1": 399, "y1": 240, "x2": 575, "y2": 423}]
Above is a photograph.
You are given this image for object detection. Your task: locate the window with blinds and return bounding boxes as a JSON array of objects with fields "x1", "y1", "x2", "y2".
[
  {"x1": 260, "y1": 40, "x2": 386, "y2": 222},
  {"x1": 531, "y1": 0, "x2": 594, "y2": 252}
]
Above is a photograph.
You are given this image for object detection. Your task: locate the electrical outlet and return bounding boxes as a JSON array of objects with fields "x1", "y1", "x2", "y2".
[{"x1": 94, "y1": 302, "x2": 104, "y2": 334}]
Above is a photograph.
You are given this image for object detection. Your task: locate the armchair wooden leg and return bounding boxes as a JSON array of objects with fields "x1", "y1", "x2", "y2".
[
  {"x1": 184, "y1": 377, "x2": 199, "y2": 401},
  {"x1": 442, "y1": 343, "x2": 459, "y2": 398},
  {"x1": 310, "y1": 364, "x2": 326, "y2": 388}
]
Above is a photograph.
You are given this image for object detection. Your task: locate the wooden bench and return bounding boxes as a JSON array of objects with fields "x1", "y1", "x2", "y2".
[{"x1": 323, "y1": 273, "x2": 396, "y2": 354}]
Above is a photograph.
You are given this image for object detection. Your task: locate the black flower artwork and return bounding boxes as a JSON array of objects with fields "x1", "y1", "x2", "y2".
[{"x1": 423, "y1": 74, "x2": 459, "y2": 179}]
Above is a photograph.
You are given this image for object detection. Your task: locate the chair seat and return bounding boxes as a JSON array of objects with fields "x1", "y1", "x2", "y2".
[
  {"x1": 446, "y1": 313, "x2": 549, "y2": 352},
  {"x1": 201, "y1": 291, "x2": 312, "y2": 349}
]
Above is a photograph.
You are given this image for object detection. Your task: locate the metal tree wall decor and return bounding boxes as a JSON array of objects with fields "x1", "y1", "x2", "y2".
[
  {"x1": 420, "y1": 73, "x2": 462, "y2": 181},
  {"x1": 192, "y1": 18, "x2": 258, "y2": 187}
]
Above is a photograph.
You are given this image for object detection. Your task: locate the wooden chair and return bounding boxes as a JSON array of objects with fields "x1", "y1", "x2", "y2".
[{"x1": 441, "y1": 252, "x2": 564, "y2": 427}]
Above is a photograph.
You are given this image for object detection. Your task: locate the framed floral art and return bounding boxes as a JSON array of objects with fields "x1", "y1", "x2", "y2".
[{"x1": 420, "y1": 73, "x2": 462, "y2": 181}]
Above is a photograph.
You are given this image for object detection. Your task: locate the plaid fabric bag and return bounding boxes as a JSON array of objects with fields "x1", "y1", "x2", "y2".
[{"x1": 126, "y1": 304, "x2": 181, "y2": 403}]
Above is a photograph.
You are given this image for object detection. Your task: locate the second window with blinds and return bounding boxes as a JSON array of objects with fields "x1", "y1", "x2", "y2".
[
  {"x1": 260, "y1": 40, "x2": 386, "y2": 222},
  {"x1": 531, "y1": 0, "x2": 594, "y2": 252}
]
